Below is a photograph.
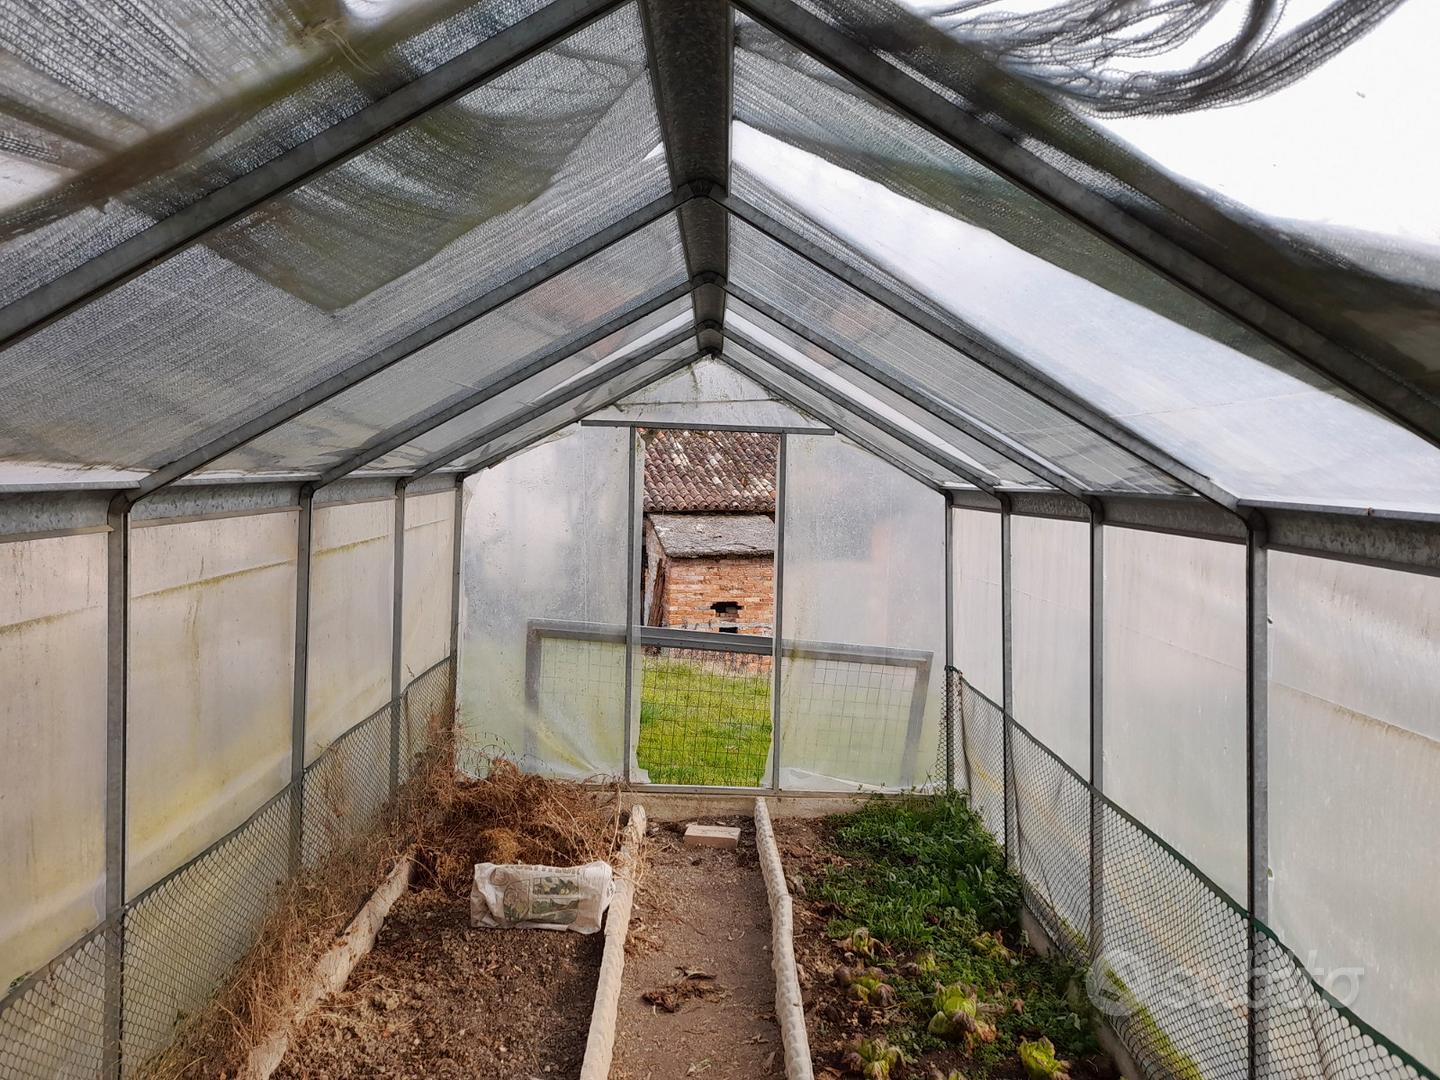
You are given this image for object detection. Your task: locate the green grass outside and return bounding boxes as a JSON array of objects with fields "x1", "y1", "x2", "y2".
[{"x1": 634, "y1": 656, "x2": 773, "y2": 785}]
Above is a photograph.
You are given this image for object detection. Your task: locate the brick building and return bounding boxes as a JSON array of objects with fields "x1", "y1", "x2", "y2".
[{"x1": 641, "y1": 429, "x2": 777, "y2": 635}]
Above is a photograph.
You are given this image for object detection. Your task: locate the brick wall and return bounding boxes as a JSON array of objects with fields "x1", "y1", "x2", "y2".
[{"x1": 661, "y1": 554, "x2": 775, "y2": 634}]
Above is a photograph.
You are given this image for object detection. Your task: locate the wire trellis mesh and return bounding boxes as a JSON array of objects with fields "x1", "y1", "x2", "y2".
[
  {"x1": 947, "y1": 666, "x2": 1437, "y2": 1080},
  {"x1": 635, "y1": 644, "x2": 774, "y2": 786},
  {"x1": 0, "y1": 657, "x2": 454, "y2": 1080}
]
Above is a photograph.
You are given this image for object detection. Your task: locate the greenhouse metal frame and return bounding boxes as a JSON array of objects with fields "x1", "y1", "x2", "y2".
[{"x1": 1, "y1": 0, "x2": 1437, "y2": 1077}]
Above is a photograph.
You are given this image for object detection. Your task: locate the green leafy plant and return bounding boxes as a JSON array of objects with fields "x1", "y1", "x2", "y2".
[
  {"x1": 840, "y1": 926, "x2": 880, "y2": 960},
  {"x1": 843, "y1": 1036, "x2": 907, "y2": 1079},
  {"x1": 847, "y1": 968, "x2": 896, "y2": 1006},
  {"x1": 927, "y1": 982, "x2": 996, "y2": 1044},
  {"x1": 1018, "y1": 1036, "x2": 1072, "y2": 1080}
]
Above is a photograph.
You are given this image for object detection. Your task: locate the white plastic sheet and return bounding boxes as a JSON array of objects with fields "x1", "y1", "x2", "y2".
[
  {"x1": 0, "y1": 532, "x2": 107, "y2": 988},
  {"x1": 1010, "y1": 515, "x2": 1089, "y2": 775},
  {"x1": 589, "y1": 357, "x2": 828, "y2": 430},
  {"x1": 306, "y1": 499, "x2": 395, "y2": 762},
  {"x1": 951, "y1": 507, "x2": 1003, "y2": 703},
  {"x1": 459, "y1": 425, "x2": 629, "y2": 778},
  {"x1": 1269, "y1": 553, "x2": 1440, "y2": 1070},
  {"x1": 1102, "y1": 527, "x2": 1246, "y2": 900},
  {"x1": 127, "y1": 512, "x2": 297, "y2": 896},
  {"x1": 401, "y1": 490, "x2": 455, "y2": 682},
  {"x1": 778, "y1": 434, "x2": 944, "y2": 790}
]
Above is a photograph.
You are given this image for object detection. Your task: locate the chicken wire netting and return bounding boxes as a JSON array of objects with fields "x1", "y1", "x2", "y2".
[
  {"x1": 636, "y1": 644, "x2": 774, "y2": 787},
  {"x1": 0, "y1": 659, "x2": 454, "y2": 1080},
  {"x1": 948, "y1": 667, "x2": 1436, "y2": 1080}
]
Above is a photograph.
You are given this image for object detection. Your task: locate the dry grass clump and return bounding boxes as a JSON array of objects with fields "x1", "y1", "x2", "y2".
[{"x1": 142, "y1": 733, "x2": 620, "y2": 1079}]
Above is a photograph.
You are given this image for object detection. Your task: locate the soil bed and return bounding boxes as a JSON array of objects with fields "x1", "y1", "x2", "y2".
[
  {"x1": 274, "y1": 887, "x2": 601, "y2": 1078},
  {"x1": 614, "y1": 817, "x2": 783, "y2": 1080},
  {"x1": 776, "y1": 798, "x2": 1119, "y2": 1080}
]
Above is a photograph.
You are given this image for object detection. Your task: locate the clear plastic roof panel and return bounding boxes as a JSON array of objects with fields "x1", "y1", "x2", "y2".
[
  {"x1": 733, "y1": 18, "x2": 1304, "y2": 374},
  {"x1": 207, "y1": 224, "x2": 690, "y2": 475},
  {"x1": 727, "y1": 215, "x2": 1185, "y2": 496},
  {"x1": 733, "y1": 130, "x2": 1440, "y2": 510},
  {"x1": 798, "y1": 0, "x2": 1440, "y2": 401},
  {"x1": 451, "y1": 347, "x2": 698, "y2": 472},
  {"x1": 726, "y1": 306, "x2": 1047, "y2": 489},
  {"x1": 587, "y1": 355, "x2": 828, "y2": 430},
  {"x1": 0, "y1": 3, "x2": 666, "y2": 480},
  {"x1": 366, "y1": 307, "x2": 696, "y2": 472},
  {"x1": 718, "y1": 343, "x2": 981, "y2": 491},
  {"x1": 0, "y1": 0, "x2": 554, "y2": 306}
]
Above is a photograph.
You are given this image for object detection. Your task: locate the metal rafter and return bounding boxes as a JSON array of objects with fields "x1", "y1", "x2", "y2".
[
  {"x1": 731, "y1": 0, "x2": 1440, "y2": 451},
  {"x1": 0, "y1": 0, "x2": 630, "y2": 353},
  {"x1": 411, "y1": 338, "x2": 703, "y2": 479},
  {"x1": 722, "y1": 328, "x2": 1001, "y2": 493},
  {"x1": 455, "y1": 352, "x2": 707, "y2": 477},
  {"x1": 640, "y1": 0, "x2": 733, "y2": 353},
  {"x1": 726, "y1": 313, "x2": 1083, "y2": 497},
  {"x1": 720, "y1": 349, "x2": 955, "y2": 495},
  {"x1": 122, "y1": 188, "x2": 697, "y2": 505},
  {"x1": 308, "y1": 282, "x2": 694, "y2": 488},
  {"x1": 721, "y1": 193, "x2": 1233, "y2": 507}
]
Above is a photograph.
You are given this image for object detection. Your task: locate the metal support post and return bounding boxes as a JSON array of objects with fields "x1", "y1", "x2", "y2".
[
  {"x1": 449, "y1": 477, "x2": 465, "y2": 705},
  {"x1": 1088, "y1": 502, "x2": 1105, "y2": 958},
  {"x1": 390, "y1": 480, "x2": 407, "y2": 792},
  {"x1": 1246, "y1": 514, "x2": 1270, "y2": 1078},
  {"x1": 102, "y1": 495, "x2": 130, "y2": 1079},
  {"x1": 623, "y1": 431, "x2": 642, "y2": 783},
  {"x1": 999, "y1": 496, "x2": 1014, "y2": 863},
  {"x1": 943, "y1": 492, "x2": 956, "y2": 791},
  {"x1": 769, "y1": 434, "x2": 789, "y2": 793},
  {"x1": 288, "y1": 488, "x2": 315, "y2": 871}
]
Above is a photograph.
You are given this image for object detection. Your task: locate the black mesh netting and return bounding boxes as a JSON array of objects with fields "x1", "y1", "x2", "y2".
[{"x1": 946, "y1": 668, "x2": 1436, "y2": 1080}]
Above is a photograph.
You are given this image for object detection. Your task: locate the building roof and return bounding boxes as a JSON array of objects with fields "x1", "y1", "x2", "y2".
[
  {"x1": 649, "y1": 513, "x2": 775, "y2": 558},
  {"x1": 643, "y1": 429, "x2": 778, "y2": 513}
]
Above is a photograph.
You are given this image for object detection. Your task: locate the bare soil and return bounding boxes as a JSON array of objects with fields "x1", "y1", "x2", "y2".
[
  {"x1": 614, "y1": 817, "x2": 783, "y2": 1080},
  {"x1": 274, "y1": 886, "x2": 601, "y2": 1079}
]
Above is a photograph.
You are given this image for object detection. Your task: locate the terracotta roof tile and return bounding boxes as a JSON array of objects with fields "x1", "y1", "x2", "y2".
[{"x1": 642, "y1": 429, "x2": 778, "y2": 513}]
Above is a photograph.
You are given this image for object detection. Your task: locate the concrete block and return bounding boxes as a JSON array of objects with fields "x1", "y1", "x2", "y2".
[{"x1": 684, "y1": 824, "x2": 741, "y2": 849}]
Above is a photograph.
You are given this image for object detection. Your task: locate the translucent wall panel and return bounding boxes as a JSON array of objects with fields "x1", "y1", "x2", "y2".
[
  {"x1": 0, "y1": 4, "x2": 667, "y2": 476},
  {"x1": 589, "y1": 357, "x2": 827, "y2": 430},
  {"x1": 401, "y1": 490, "x2": 455, "y2": 681},
  {"x1": 779, "y1": 434, "x2": 944, "y2": 790},
  {"x1": 460, "y1": 425, "x2": 629, "y2": 778},
  {"x1": 306, "y1": 500, "x2": 395, "y2": 762},
  {"x1": 952, "y1": 508, "x2": 1002, "y2": 703},
  {"x1": 1269, "y1": 553, "x2": 1440, "y2": 1069},
  {"x1": 0, "y1": 533, "x2": 107, "y2": 988},
  {"x1": 127, "y1": 512, "x2": 297, "y2": 896},
  {"x1": 1010, "y1": 516, "x2": 1088, "y2": 774},
  {"x1": 1103, "y1": 527, "x2": 1246, "y2": 900}
]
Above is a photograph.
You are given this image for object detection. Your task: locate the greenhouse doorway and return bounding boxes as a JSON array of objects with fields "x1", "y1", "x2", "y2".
[{"x1": 630, "y1": 427, "x2": 780, "y2": 787}]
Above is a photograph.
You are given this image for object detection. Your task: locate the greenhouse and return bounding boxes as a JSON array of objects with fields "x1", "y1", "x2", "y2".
[{"x1": 0, "y1": 0, "x2": 1437, "y2": 1077}]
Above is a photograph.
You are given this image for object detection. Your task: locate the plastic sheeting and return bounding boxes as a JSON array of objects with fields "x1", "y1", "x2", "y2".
[
  {"x1": 589, "y1": 356, "x2": 826, "y2": 430},
  {"x1": 127, "y1": 511, "x2": 298, "y2": 897},
  {"x1": 305, "y1": 499, "x2": 394, "y2": 762},
  {"x1": 459, "y1": 425, "x2": 629, "y2": 778},
  {"x1": 951, "y1": 507, "x2": 1002, "y2": 704},
  {"x1": 1269, "y1": 553, "x2": 1440, "y2": 1070},
  {"x1": 1010, "y1": 515, "x2": 1089, "y2": 775},
  {"x1": 778, "y1": 434, "x2": 944, "y2": 790},
  {"x1": 401, "y1": 490, "x2": 456, "y2": 682},
  {"x1": 0, "y1": 532, "x2": 107, "y2": 988},
  {"x1": 1102, "y1": 527, "x2": 1246, "y2": 901}
]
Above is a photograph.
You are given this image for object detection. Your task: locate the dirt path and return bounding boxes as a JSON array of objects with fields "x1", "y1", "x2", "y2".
[{"x1": 614, "y1": 816, "x2": 783, "y2": 1080}]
